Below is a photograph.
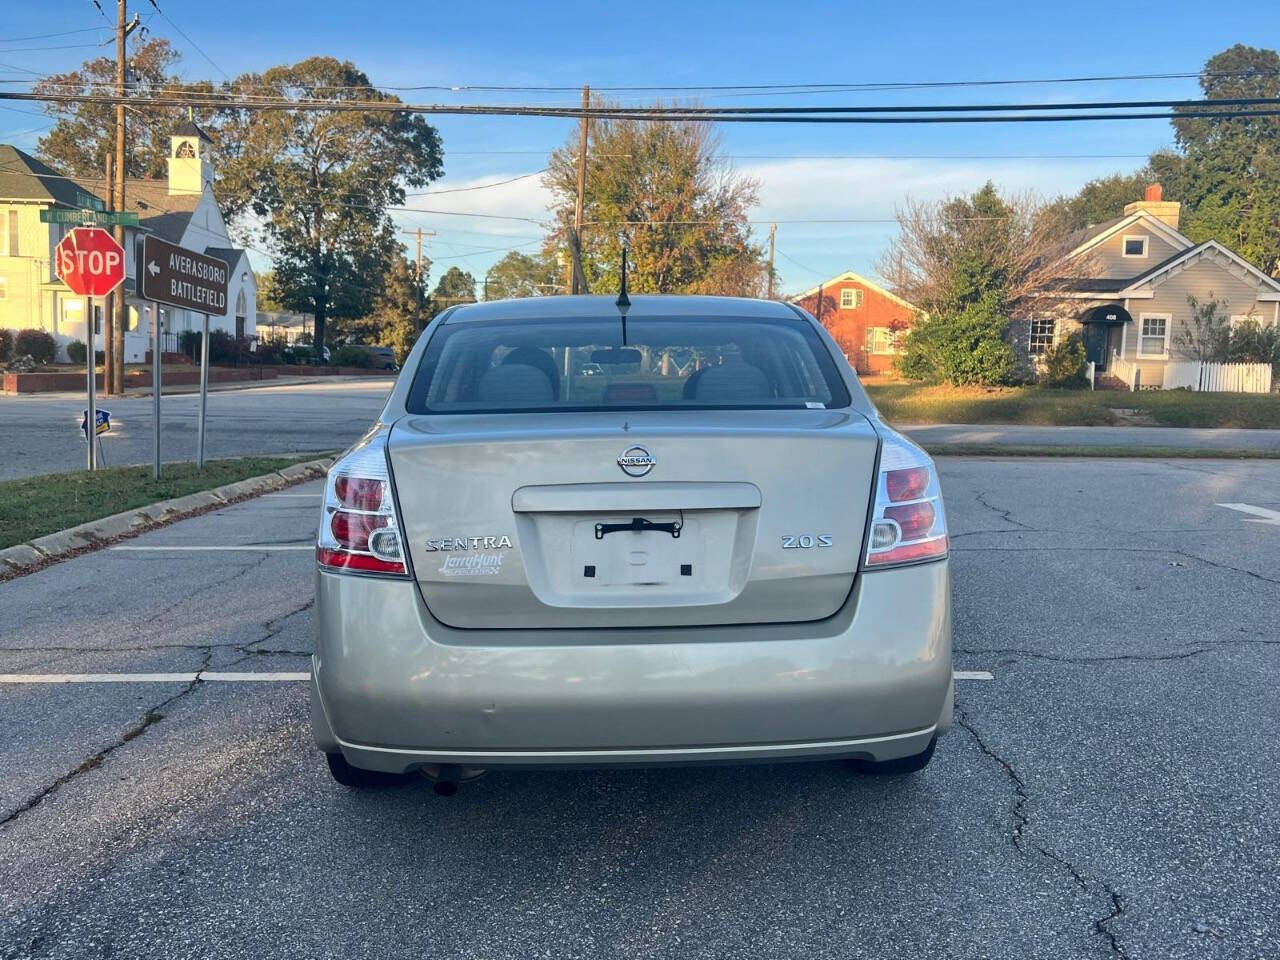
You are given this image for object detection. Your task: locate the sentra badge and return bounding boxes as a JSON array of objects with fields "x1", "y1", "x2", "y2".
[{"x1": 425, "y1": 535, "x2": 513, "y2": 552}]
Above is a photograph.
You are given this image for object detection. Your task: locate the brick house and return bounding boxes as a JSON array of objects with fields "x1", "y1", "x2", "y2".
[{"x1": 791, "y1": 271, "x2": 920, "y2": 374}]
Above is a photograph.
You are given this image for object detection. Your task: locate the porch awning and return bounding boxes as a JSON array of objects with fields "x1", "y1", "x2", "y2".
[{"x1": 1080, "y1": 304, "x2": 1132, "y2": 325}]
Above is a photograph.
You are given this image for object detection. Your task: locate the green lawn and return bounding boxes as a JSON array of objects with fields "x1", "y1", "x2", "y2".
[
  {"x1": 864, "y1": 383, "x2": 1280, "y2": 429},
  {"x1": 0, "y1": 455, "x2": 322, "y2": 550}
]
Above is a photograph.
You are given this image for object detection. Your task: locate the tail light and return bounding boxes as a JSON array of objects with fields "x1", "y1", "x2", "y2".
[
  {"x1": 864, "y1": 432, "x2": 948, "y2": 569},
  {"x1": 317, "y1": 430, "x2": 409, "y2": 577}
]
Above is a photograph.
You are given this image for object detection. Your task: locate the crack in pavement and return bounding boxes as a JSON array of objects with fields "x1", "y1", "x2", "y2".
[
  {"x1": 972, "y1": 490, "x2": 1037, "y2": 530},
  {"x1": 955, "y1": 703, "x2": 1130, "y2": 958},
  {"x1": 0, "y1": 647, "x2": 213, "y2": 831}
]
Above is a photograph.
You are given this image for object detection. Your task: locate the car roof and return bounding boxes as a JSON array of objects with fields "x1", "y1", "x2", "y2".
[{"x1": 442, "y1": 294, "x2": 803, "y2": 324}]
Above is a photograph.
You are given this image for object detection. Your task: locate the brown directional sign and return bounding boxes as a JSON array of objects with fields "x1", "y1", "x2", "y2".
[{"x1": 140, "y1": 235, "x2": 229, "y2": 314}]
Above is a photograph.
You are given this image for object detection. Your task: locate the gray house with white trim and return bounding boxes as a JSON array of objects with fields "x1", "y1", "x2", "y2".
[{"x1": 1026, "y1": 185, "x2": 1280, "y2": 387}]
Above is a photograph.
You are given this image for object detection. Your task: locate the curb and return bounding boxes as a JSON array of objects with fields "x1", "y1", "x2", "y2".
[{"x1": 0, "y1": 457, "x2": 333, "y2": 579}]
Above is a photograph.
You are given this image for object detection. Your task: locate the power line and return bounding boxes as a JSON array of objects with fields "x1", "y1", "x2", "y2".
[
  {"x1": 0, "y1": 26, "x2": 109, "y2": 43},
  {"x1": 143, "y1": 0, "x2": 230, "y2": 81},
  {"x1": 4, "y1": 88, "x2": 1280, "y2": 124}
]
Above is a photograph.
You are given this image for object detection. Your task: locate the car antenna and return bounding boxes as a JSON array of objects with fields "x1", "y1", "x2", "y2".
[{"x1": 615, "y1": 234, "x2": 631, "y2": 346}]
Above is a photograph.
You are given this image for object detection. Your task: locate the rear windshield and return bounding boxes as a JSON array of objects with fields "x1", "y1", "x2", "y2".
[{"x1": 405, "y1": 315, "x2": 850, "y2": 414}]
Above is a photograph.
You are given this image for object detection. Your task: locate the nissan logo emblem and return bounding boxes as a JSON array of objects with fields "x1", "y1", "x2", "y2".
[{"x1": 617, "y1": 445, "x2": 656, "y2": 477}]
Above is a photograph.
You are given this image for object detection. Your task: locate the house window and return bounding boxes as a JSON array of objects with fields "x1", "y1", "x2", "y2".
[
  {"x1": 840, "y1": 288, "x2": 863, "y2": 309},
  {"x1": 1138, "y1": 313, "x2": 1170, "y2": 359},
  {"x1": 865, "y1": 327, "x2": 900, "y2": 355},
  {"x1": 1122, "y1": 235, "x2": 1148, "y2": 258},
  {"x1": 6, "y1": 210, "x2": 17, "y2": 256},
  {"x1": 127, "y1": 305, "x2": 140, "y2": 332},
  {"x1": 0, "y1": 277, "x2": 6, "y2": 300},
  {"x1": 1028, "y1": 316, "x2": 1056, "y2": 355}
]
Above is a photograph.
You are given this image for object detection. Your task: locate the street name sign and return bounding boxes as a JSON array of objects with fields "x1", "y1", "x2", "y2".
[
  {"x1": 41, "y1": 208, "x2": 140, "y2": 226},
  {"x1": 54, "y1": 227, "x2": 125, "y2": 298},
  {"x1": 139, "y1": 235, "x2": 229, "y2": 314}
]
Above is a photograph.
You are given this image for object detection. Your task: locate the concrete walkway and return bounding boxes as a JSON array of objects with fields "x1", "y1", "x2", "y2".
[{"x1": 903, "y1": 423, "x2": 1280, "y2": 453}]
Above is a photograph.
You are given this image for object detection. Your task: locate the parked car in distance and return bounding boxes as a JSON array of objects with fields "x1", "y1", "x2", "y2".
[
  {"x1": 312, "y1": 295, "x2": 952, "y2": 793},
  {"x1": 346, "y1": 344, "x2": 398, "y2": 370}
]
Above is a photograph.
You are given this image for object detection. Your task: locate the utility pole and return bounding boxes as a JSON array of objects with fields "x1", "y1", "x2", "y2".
[
  {"x1": 567, "y1": 83, "x2": 589, "y2": 295},
  {"x1": 402, "y1": 227, "x2": 435, "y2": 289},
  {"x1": 110, "y1": 0, "x2": 135, "y2": 397},
  {"x1": 766, "y1": 223, "x2": 777, "y2": 299},
  {"x1": 103, "y1": 152, "x2": 115, "y2": 394}
]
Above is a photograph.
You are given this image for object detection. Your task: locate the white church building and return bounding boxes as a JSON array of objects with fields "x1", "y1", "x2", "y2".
[{"x1": 0, "y1": 120, "x2": 255, "y2": 362}]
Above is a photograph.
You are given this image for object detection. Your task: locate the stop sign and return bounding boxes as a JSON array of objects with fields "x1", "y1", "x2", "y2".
[{"x1": 55, "y1": 227, "x2": 125, "y2": 298}]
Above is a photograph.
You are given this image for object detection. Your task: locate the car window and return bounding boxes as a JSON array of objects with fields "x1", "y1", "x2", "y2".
[{"x1": 405, "y1": 315, "x2": 850, "y2": 414}]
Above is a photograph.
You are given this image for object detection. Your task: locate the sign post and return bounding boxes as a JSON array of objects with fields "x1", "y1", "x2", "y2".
[
  {"x1": 54, "y1": 227, "x2": 126, "y2": 472},
  {"x1": 197, "y1": 313, "x2": 210, "y2": 468},
  {"x1": 152, "y1": 303, "x2": 162, "y2": 478},
  {"x1": 139, "y1": 236, "x2": 229, "y2": 472},
  {"x1": 86, "y1": 296, "x2": 96, "y2": 470}
]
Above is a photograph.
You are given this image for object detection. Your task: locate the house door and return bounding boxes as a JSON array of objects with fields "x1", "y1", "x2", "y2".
[{"x1": 1082, "y1": 324, "x2": 1109, "y2": 371}]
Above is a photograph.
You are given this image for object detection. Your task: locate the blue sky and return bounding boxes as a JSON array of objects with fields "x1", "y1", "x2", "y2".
[{"x1": 4, "y1": 0, "x2": 1278, "y2": 292}]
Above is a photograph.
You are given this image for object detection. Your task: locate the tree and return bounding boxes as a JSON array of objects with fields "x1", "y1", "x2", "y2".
[
  {"x1": 483, "y1": 251, "x2": 558, "y2": 300},
  {"x1": 255, "y1": 271, "x2": 288, "y2": 312},
  {"x1": 1174, "y1": 293, "x2": 1231, "y2": 362},
  {"x1": 1043, "y1": 170, "x2": 1155, "y2": 231},
  {"x1": 35, "y1": 38, "x2": 215, "y2": 179},
  {"x1": 216, "y1": 57, "x2": 442, "y2": 355},
  {"x1": 1152, "y1": 45, "x2": 1280, "y2": 276},
  {"x1": 430, "y1": 266, "x2": 477, "y2": 316},
  {"x1": 544, "y1": 106, "x2": 768, "y2": 295},
  {"x1": 348, "y1": 252, "x2": 428, "y2": 362},
  {"x1": 879, "y1": 183, "x2": 1066, "y2": 385}
]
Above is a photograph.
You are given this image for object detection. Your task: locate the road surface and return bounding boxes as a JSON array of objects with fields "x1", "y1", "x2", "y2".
[
  {"x1": 2, "y1": 457, "x2": 1278, "y2": 959},
  {"x1": 0, "y1": 378, "x2": 395, "y2": 481}
]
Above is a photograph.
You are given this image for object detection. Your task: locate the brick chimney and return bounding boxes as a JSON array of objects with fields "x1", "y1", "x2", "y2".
[{"x1": 1124, "y1": 183, "x2": 1180, "y2": 230}]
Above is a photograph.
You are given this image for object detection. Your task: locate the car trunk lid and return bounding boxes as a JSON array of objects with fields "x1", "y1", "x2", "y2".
[{"x1": 388, "y1": 409, "x2": 877, "y2": 629}]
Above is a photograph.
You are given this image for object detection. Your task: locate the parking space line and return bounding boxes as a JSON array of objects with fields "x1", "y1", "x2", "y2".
[
  {"x1": 0, "y1": 672, "x2": 310, "y2": 683},
  {"x1": 953, "y1": 670, "x2": 995, "y2": 681},
  {"x1": 109, "y1": 545, "x2": 313, "y2": 552}
]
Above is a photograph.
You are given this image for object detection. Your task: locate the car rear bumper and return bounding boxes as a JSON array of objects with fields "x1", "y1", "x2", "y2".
[{"x1": 312, "y1": 560, "x2": 952, "y2": 771}]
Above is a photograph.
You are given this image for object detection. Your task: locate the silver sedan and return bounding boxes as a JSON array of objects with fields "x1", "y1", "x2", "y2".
[{"x1": 310, "y1": 295, "x2": 951, "y2": 792}]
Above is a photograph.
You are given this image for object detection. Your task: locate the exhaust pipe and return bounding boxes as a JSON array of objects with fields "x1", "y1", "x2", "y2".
[{"x1": 432, "y1": 763, "x2": 462, "y2": 797}]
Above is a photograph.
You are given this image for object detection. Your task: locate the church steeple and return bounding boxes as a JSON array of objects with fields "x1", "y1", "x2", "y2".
[{"x1": 166, "y1": 110, "x2": 214, "y2": 196}]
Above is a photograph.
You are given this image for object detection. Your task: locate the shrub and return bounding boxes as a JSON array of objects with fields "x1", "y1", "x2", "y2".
[
  {"x1": 66, "y1": 340, "x2": 86, "y2": 364},
  {"x1": 1228, "y1": 317, "x2": 1280, "y2": 366},
  {"x1": 0, "y1": 328, "x2": 13, "y2": 363},
  {"x1": 178, "y1": 330, "x2": 201, "y2": 358},
  {"x1": 895, "y1": 298, "x2": 1016, "y2": 386},
  {"x1": 14, "y1": 329, "x2": 56, "y2": 365},
  {"x1": 254, "y1": 340, "x2": 286, "y2": 365},
  {"x1": 1040, "y1": 332, "x2": 1088, "y2": 387},
  {"x1": 285, "y1": 345, "x2": 313, "y2": 364},
  {"x1": 331, "y1": 344, "x2": 374, "y2": 367}
]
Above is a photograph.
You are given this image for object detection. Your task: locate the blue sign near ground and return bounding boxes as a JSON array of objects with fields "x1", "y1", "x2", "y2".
[{"x1": 80, "y1": 409, "x2": 111, "y2": 438}]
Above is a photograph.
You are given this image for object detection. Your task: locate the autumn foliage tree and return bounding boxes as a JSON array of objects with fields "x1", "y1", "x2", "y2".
[
  {"x1": 35, "y1": 38, "x2": 215, "y2": 179},
  {"x1": 216, "y1": 57, "x2": 442, "y2": 354},
  {"x1": 544, "y1": 106, "x2": 768, "y2": 296}
]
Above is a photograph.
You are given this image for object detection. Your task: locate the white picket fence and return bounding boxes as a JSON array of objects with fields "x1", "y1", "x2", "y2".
[
  {"x1": 1164, "y1": 361, "x2": 1273, "y2": 393},
  {"x1": 1110, "y1": 354, "x2": 1138, "y2": 390}
]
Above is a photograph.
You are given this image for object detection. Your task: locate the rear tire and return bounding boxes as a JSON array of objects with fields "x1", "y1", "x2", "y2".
[
  {"x1": 847, "y1": 735, "x2": 936, "y2": 775},
  {"x1": 325, "y1": 751, "x2": 415, "y2": 788}
]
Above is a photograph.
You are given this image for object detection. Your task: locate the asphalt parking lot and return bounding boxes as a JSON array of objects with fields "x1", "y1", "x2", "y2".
[{"x1": 1, "y1": 457, "x2": 1278, "y2": 960}]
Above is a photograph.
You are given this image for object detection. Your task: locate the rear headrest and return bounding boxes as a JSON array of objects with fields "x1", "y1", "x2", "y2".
[
  {"x1": 476, "y1": 363, "x2": 554, "y2": 404},
  {"x1": 692, "y1": 362, "x2": 771, "y2": 402}
]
